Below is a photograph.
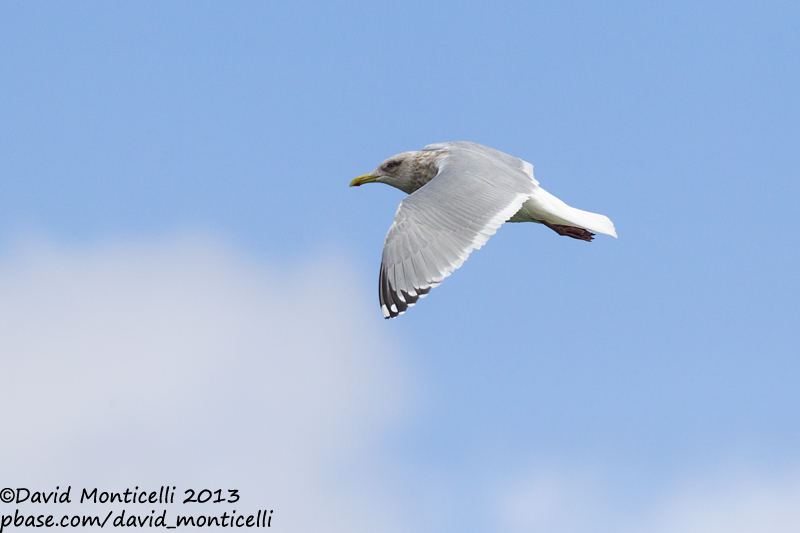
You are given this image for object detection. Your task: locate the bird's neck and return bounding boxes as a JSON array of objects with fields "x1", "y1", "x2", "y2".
[{"x1": 395, "y1": 150, "x2": 442, "y2": 194}]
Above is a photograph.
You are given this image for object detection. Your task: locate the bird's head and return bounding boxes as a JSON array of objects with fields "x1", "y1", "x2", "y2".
[{"x1": 350, "y1": 150, "x2": 439, "y2": 195}]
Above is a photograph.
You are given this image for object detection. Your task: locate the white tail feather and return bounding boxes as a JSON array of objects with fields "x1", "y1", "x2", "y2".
[{"x1": 524, "y1": 187, "x2": 617, "y2": 238}]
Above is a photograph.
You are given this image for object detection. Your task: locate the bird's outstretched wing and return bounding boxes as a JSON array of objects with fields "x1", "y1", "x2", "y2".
[{"x1": 379, "y1": 142, "x2": 537, "y2": 318}]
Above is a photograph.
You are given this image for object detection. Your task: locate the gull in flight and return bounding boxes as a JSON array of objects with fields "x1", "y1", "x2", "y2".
[{"x1": 350, "y1": 142, "x2": 617, "y2": 318}]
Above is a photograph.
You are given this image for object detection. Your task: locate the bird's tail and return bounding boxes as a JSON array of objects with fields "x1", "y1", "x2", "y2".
[{"x1": 527, "y1": 187, "x2": 617, "y2": 238}]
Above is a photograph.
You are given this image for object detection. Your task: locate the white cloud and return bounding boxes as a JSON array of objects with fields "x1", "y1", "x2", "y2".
[
  {"x1": 493, "y1": 462, "x2": 613, "y2": 533},
  {"x1": 493, "y1": 462, "x2": 800, "y2": 533},
  {"x1": 5, "y1": 235, "x2": 800, "y2": 533},
  {"x1": 0, "y1": 235, "x2": 412, "y2": 532},
  {"x1": 640, "y1": 467, "x2": 800, "y2": 533}
]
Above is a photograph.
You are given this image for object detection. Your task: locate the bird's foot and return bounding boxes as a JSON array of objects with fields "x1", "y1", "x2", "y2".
[{"x1": 542, "y1": 222, "x2": 595, "y2": 242}]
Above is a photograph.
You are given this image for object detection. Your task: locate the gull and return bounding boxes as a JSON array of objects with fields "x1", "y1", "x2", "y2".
[{"x1": 350, "y1": 142, "x2": 617, "y2": 318}]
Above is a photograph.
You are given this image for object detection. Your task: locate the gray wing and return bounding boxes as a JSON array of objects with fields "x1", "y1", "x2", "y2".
[{"x1": 379, "y1": 142, "x2": 538, "y2": 318}]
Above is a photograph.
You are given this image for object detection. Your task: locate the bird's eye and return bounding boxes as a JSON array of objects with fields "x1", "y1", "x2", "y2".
[{"x1": 384, "y1": 160, "x2": 401, "y2": 170}]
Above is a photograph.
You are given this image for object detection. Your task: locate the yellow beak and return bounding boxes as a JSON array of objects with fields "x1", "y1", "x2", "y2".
[{"x1": 350, "y1": 174, "x2": 378, "y2": 187}]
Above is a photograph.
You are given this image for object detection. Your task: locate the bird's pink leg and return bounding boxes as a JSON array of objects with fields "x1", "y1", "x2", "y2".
[{"x1": 541, "y1": 221, "x2": 595, "y2": 242}]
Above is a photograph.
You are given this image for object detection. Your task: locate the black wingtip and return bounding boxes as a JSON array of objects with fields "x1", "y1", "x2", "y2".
[{"x1": 379, "y1": 264, "x2": 427, "y2": 319}]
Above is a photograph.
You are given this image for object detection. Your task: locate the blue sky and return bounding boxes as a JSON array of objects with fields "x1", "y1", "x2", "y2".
[{"x1": 2, "y1": 2, "x2": 799, "y2": 531}]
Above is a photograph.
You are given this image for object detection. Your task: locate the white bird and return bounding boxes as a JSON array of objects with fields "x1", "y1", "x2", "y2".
[{"x1": 350, "y1": 142, "x2": 617, "y2": 318}]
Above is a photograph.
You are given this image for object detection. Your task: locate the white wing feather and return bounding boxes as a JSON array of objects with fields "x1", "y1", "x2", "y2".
[{"x1": 379, "y1": 143, "x2": 536, "y2": 318}]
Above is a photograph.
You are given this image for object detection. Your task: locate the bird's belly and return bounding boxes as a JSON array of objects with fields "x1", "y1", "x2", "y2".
[
  {"x1": 507, "y1": 207, "x2": 530, "y2": 223},
  {"x1": 507, "y1": 196, "x2": 574, "y2": 226}
]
